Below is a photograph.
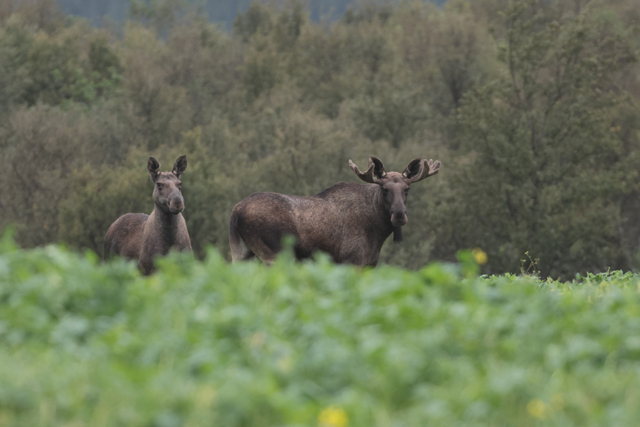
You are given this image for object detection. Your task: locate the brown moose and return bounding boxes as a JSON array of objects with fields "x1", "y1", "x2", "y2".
[
  {"x1": 229, "y1": 156, "x2": 440, "y2": 266},
  {"x1": 104, "y1": 155, "x2": 192, "y2": 274}
]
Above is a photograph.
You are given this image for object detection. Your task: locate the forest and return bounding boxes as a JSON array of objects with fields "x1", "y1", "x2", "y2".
[{"x1": 0, "y1": 0, "x2": 639, "y2": 279}]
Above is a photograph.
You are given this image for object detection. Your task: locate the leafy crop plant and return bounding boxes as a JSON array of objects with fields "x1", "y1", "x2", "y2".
[{"x1": 1, "y1": 232, "x2": 640, "y2": 426}]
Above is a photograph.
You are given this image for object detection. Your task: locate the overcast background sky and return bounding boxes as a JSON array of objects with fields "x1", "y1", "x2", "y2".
[{"x1": 56, "y1": 0, "x2": 446, "y2": 29}]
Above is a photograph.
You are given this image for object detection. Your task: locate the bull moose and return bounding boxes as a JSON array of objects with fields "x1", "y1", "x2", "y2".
[
  {"x1": 104, "y1": 155, "x2": 192, "y2": 274},
  {"x1": 229, "y1": 156, "x2": 440, "y2": 266}
]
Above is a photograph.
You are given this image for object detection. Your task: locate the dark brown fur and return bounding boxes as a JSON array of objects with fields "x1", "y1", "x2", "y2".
[
  {"x1": 229, "y1": 156, "x2": 440, "y2": 267},
  {"x1": 104, "y1": 155, "x2": 192, "y2": 274}
]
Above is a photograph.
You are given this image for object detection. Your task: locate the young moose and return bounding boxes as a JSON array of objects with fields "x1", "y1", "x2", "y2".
[
  {"x1": 104, "y1": 155, "x2": 192, "y2": 274},
  {"x1": 229, "y1": 156, "x2": 440, "y2": 266}
]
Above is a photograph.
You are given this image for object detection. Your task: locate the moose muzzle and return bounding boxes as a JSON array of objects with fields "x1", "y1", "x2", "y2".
[
  {"x1": 391, "y1": 210, "x2": 407, "y2": 227},
  {"x1": 168, "y1": 193, "x2": 185, "y2": 214}
]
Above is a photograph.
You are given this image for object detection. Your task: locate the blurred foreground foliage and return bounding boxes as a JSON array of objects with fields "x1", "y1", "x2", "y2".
[
  {"x1": 2, "y1": 235, "x2": 640, "y2": 425},
  {"x1": 0, "y1": 0, "x2": 639, "y2": 278}
]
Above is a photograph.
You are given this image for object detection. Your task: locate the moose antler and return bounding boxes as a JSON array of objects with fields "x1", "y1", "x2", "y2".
[
  {"x1": 425, "y1": 159, "x2": 441, "y2": 176},
  {"x1": 349, "y1": 156, "x2": 387, "y2": 183},
  {"x1": 403, "y1": 158, "x2": 441, "y2": 183}
]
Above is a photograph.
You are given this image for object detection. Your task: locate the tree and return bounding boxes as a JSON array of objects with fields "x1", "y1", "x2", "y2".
[{"x1": 434, "y1": 0, "x2": 637, "y2": 278}]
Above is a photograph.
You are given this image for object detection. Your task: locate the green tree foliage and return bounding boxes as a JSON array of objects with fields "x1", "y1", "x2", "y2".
[
  {"x1": 431, "y1": 0, "x2": 638, "y2": 277},
  {"x1": 233, "y1": 1, "x2": 272, "y2": 42},
  {"x1": 0, "y1": 0, "x2": 638, "y2": 279}
]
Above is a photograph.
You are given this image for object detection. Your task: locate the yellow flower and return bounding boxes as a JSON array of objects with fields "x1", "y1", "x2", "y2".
[
  {"x1": 527, "y1": 399, "x2": 547, "y2": 419},
  {"x1": 472, "y1": 248, "x2": 488, "y2": 265},
  {"x1": 318, "y1": 405, "x2": 348, "y2": 427}
]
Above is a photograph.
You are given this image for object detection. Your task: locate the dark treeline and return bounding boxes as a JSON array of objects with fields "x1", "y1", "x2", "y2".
[{"x1": 0, "y1": 0, "x2": 638, "y2": 279}]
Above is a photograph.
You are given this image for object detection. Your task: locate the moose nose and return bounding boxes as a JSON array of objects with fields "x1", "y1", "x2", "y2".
[
  {"x1": 168, "y1": 196, "x2": 185, "y2": 214},
  {"x1": 391, "y1": 211, "x2": 407, "y2": 227}
]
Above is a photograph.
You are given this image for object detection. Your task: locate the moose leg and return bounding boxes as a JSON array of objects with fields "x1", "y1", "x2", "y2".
[
  {"x1": 229, "y1": 212, "x2": 256, "y2": 262},
  {"x1": 229, "y1": 196, "x2": 298, "y2": 264},
  {"x1": 230, "y1": 235, "x2": 256, "y2": 262},
  {"x1": 234, "y1": 227, "x2": 286, "y2": 265},
  {"x1": 138, "y1": 255, "x2": 155, "y2": 276},
  {"x1": 243, "y1": 235, "x2": 279, "y2": 265}
]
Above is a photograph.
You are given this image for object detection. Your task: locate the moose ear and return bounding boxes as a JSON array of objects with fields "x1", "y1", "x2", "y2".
[
  {"x1": 148, "y1": 157, "x2": 160, "y2": 182},
  {"x1": 403, "y1": 158, "x2": 425, "y2": 181},
  {"x1": 369, "y1": 156, "x2": 387, "y2": 180},
  {"x1": 403, "y1": 158, "x2": 441, "y2": 183},
  {"x1": 172, "y1": 155, "x2": 187, "y2": 178},
  {"x1": 349, "y1": 156, "x2": 386, "y2": 183}
]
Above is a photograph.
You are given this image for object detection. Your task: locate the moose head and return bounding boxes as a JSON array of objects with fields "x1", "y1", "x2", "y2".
[
  {"x1": 349, "y1": 156, "x2": 440, "y2": 241},
  {"x1": 148, "y1": 155, "x2": 188, "y2": 215}
]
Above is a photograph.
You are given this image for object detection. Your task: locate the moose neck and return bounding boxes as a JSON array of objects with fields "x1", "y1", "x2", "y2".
[
  {"x1": 151, "y1": 204, "x2": 181, "y2": 246},
  {"x1": 371, "y1": 186, "x2": 398, "y2": 243}
]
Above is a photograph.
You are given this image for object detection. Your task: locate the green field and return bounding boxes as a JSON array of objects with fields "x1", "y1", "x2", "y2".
[{"x1": 1, "y1": 232, "x2": 640, "y2": 427}]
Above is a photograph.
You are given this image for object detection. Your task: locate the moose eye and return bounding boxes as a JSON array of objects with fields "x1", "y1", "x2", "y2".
[
  {"x1": 156, "y1": 183, "x2": 162, "y2": 188},
  {"x1": 383, "y1": 188, "x2": 389, "y2": 194}
]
